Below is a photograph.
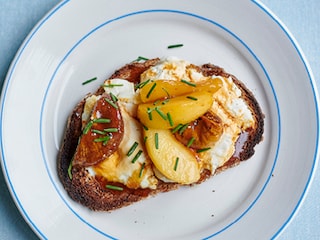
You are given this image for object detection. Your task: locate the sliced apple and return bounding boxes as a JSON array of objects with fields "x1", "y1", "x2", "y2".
[
  {"x1": 137, "y1": 91, "x2": 213, "y2": 129},
  {"x1": 139, "y1": 78, "x2": 222, "y2": 103},
  {"x1": 144, "y1": 128, "x2": 200, "y2": 184}
]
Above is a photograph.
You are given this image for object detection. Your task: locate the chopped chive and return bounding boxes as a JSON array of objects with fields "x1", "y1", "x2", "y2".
[
  {"x1": 144, "y1": 136, "x2": 148, "y2": 143},
  {"x1": 167, "y1": 44, "x2": 184, "y2": 49},
  {"x1": 139, "y1": 162, "x2": 146, "y2": 178},
  {"x1": 153, "y1": 100, "x2": 160, "y2": 105},
  {"x1": 161, "y1": 99, "x2": 170, "y2": 105},
  {"x1": 135, "y1": 79, "x2": 150, "y2": 89},
  {"x1": 155, "y1": 107, "x2": 167, "y2": 120},
  {"x1": 155, "y1": 133, "x2": 159, "y2": 149},
  {"x1": 83, "y1": 120, "x2": 93, "y2": 134},
  {"x1": 167, "y1": 112, "x2": 174, "y2": 127},
  {"x1": 104, "y1": 128, "x2": 118, "y2": 133},
  {"x1": 146, "y1": 82, "x2": 157, "y2": 98},
  {"x1": 93, "y1": 118, "x2": 111, "y2": 123},
  {"x1": 147, "y1": 107, "x2": 153, "y2": 120},
  {"x1": 171, "y1": 124, "x2": 183, "y2": 134},
  {"x1": 178, "y1": 123, "x2": 189, "y2": 135},
  {"x1": 105, "y1": 98, "x2": 118, "y2": 109},
  {"x1": 91, "y1": 129, "x2": 106, "y2": 135},
  {"x1": 187, "y1": 96, "x2": 198, "y2": 101},
  {"x1": 174, "y1": 157, "x2": 179, "y2": 171},
  {"x1": 127, "y1": 142, "x2": 138, "y2": 156},
  {"x1": 135, "y1": 56, "x2": 149, "y2": 62},
  {"x1": 102, "y1": 83, "x2": 124, "y2": 88},
  {"x1": 110, "y1": 92, "x2": 118, "y2": 102},
  {"x1": 106, "y1": 185, "x2": 123, "y2": 191},
  {"x1": 187, "y1": 137, "x2": 195, "y2": 148},
  {"x1": 131, "y1": 150, "x2": 143, "y2": 163},
  {"x1": 162, "y1": 87, "x2": 170, "y2": 98},
  {"x1": 142, "y1": 125, "x2": 149, "y2": 131},
  {"x1": 67, "y1": 160, "x2": 73, "y2": 179},
  {"x1": 181, "y1": 79, "x2": 196, "y2": 87},
  {"x1": 82, "y1": 77, "x2": 97, "y2": 85},
  {"x1": 196, "y1": 147, "x2": 211, "y2": 153},
  {"x1": 94, "y1": 135, "x2": 110, "y2": 143}
]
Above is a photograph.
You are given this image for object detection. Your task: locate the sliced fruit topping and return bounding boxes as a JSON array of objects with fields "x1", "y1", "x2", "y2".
[
  {"x1": 144, "y1": 129, "x2": 200, "y2": 184},
  {"x1": 137, "y1": 91, "x2": 214, "y2": 129},
  {"x1": 72, "y1": 93, "x2": 124, "y2": 167},
  {"x1": 138, "y1": 78, "x2": 222, "y2": 103},
  {"x1": 174, "y1": 111, "x2": 224, "y2": 149}
]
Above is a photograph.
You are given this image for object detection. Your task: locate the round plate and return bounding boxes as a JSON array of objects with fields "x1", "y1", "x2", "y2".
[{"x1": 1, "y1": 0, "x2": 318, "y2": 239}]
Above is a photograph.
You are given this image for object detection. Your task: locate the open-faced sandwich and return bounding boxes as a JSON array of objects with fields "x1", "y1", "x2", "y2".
[{"x1": 58, "y1": 57, "x2": 264, "y2": 211}]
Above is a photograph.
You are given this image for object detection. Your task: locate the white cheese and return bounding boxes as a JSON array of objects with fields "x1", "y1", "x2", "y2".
[{"x1": 103, "y1": 78, "x2": 140, "y2": 117}]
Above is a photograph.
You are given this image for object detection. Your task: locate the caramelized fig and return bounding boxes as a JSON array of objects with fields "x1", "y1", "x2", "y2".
[
  {"x1": 72, "y1": 93, "x2": 124, "y2": 167},
  {"x1": 175, "y1": 111, "x2": 224, "y2": 149}
]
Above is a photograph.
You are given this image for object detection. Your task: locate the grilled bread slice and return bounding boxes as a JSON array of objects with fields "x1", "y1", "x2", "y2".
[{"x1": 57, "y1": 58, "x2": 264, "y2": 211}]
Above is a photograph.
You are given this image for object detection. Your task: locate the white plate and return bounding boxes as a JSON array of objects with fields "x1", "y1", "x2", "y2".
[{"x1": 1, "y1": 0, "x2": 318, "y2": 239}]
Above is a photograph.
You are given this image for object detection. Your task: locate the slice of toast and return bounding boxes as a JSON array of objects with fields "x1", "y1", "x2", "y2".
[{"x1": 57, "y1": 58, "x2": 264, "y2": 211}]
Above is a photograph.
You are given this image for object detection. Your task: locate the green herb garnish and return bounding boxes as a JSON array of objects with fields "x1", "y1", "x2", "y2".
[
  {"x1": 155, "y1": 133, "x2": 159, "y2": 149},
  {"x1": 181, "y1": 79, "x2": 196, "y2": 87},
  {"x1": 155, "y1": 106, "x2": 167, "y2": 120},
  {"x1": 146, "y1": 82, "x2": 157, "y2": 98},
  {"x1": 93, "y1": 118, "x2": 111, "y2": 123},
  {"x1": 135, "y1": 79, "x2": 150, "y2": 90},
  {"x1": 105, "y1": 98, "x2": 118, "y2": 109},
  {"x1": 167, "y1": 44, "x2": 184, "y2": 49},
  {"x1": 196, "y1": 147, "x2": 211, "y2": 153},
  {"x1": 167, "y1": 112, "x2": 174, "y2": 127},
  {"x1": 67, "y1": 160, "x2": 73, "y2": 179},
  {"x1": 187, "y1": 96, "x2": 198, "y2": 101},
  {"x1": 174, "y1": 157, "x2": 179, "y2": 171},
  {"x1": 83, "y1": 120, "x2": 93, "y2": 134},
  {"x1": 171, "y1": 124, "x2": 183, "y2": 134},
  {"x1": 106, "y1": 185, "x2": 123, "y2": 191},
  {"x1": 110, "y1": 92, "x2": 118, "y2": 102},
  {"x1": 91, "y1": 129, "x2": 106, "y2": 135},
  {"x1": 161, "y1": 99, "x2": 170, "y2": 105},
  {"x1": 102, "y1": 83, "x2": 124, "y2": 88},
  {"x1": 134, "y1": 56, "x2": 149, "y2": 62},
  {"x1": 162, "y1": 87, "x2": 170, "y2": 98},
  {"x1": 142, "y1": 125, "x2": 149, "y2": 131},
  {"x1": 178, "y1": 123, "x2": 189, "y2": 135},
  {"x1": 147, "y1": 107, "x2": 153, "y2": 120},
  {"x1": 127, "y1": 142, "x2": 138, "y2": 156},
  {"x1": 104, "y1": 128, "x2": 118, "y2": 133},
  {"x1": 131, "y1": 150, "x2": 143, "y2": 163},
  {"x1": 153, "y1": 100, "x2": 160, "y2": 106},
  {"x1": 82, "y1": 77, "x2": 97, "y2": 85},
  {"x1": 139, "y1": 162, "x2": 145, "y2": 178},
  {"x1": 94, "y1": 136, "x2": 110, "y2": 145},
  {"x1": 187, "y1": 137, "x2": 195, "y2": 148}
]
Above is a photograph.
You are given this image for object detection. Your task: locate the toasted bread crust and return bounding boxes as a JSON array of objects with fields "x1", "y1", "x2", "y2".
[
  {"x1": 57, "y1": 58, "x2": 264, "y2": 211},
  {"x1": 200, "y1": 63, "x2": 264, "y2": 169}
]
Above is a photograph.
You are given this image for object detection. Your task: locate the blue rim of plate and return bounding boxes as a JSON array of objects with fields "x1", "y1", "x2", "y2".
[{"x1": 0, "y1": 0, "x2": 318, "y2": 239}]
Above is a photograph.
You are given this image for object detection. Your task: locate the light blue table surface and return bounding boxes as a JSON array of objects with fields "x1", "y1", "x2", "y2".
[{"x1": 0, "y1": 1, "x2": 319, "y2": 239}]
